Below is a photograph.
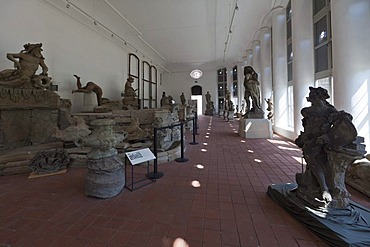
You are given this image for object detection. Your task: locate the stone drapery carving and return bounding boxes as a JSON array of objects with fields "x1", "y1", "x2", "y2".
[{"x1": 29, "y1": 149, "x2": 70, "y2": 174}]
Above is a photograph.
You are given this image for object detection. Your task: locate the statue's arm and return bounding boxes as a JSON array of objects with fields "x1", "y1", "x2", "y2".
[
  {"x1": 39, "y1": 58, "x2": 49, "y2": 75},
  {"x1": 6, "y1": 53, "x2": 21, "y2": 69}
]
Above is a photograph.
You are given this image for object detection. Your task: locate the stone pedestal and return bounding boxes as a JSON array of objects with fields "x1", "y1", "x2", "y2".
[
  {"x1": 85, "y1": 155, "x2": 124, "y2": 198},
  {"x1": 238, "y1": 118, "x2": 272, "y2": 138},
  {"x1": 78, "y1": 119, "x2": 125, "y2": 198},
  {"x1": 81, "y1": 93, "x2": 97, "y2": 113}
]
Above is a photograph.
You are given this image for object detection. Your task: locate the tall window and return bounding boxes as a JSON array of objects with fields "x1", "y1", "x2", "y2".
[
  {"x1": 288, "y1": 85, "x2": 294, "y2": 128},
  {"x1": 128, "y1": 53, "x2": 140, "y2": 100},
  {"x1": 232, "y1": 66, "x2": 238, "y2": 98},
  {"x1": 150, "y1": 65, "x2": 158, "y2": 108},
  {"x1": 313, "y1": 0, "x2": 333, "y2": 103},
  {"x1": 286, "y1": 1, "x2": 294, "y2": 128},
  {"x1": 142, "y1": 61, "x2": 151, "y2": 109},
  {"x1": 217, "y1": 68, "x2": 227, "y2": 109}
]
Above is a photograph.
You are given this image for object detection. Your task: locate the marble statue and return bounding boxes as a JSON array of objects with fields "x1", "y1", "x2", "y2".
[
  {"x1": 0, "y1": 43, "x2": 52, "y2": 89},
  {"x1": 71, "y1": 75, "x2": 103, "y2": 106},
  {"x1": 243, "y1": 66, "x2": 263, "y2": 118}
]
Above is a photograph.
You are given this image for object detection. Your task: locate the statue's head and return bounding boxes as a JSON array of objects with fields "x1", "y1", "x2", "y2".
[
  {"x1": 307, "y1": 86, "x2": 330, "y2": 102},
  {"x1": 244, "y1": 66, "x2": 254, "y2": 75},
  {"x1": 23, "y1": 43, "x2": 44, "y2": 58}
]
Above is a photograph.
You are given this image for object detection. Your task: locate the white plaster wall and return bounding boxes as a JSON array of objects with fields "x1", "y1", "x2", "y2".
[
  {"x1": 162, "y1": 70, "x2": 217, "y2": 115},
  {"x1": 0, "y1": 0, "x2": 165, "y2": 113}
]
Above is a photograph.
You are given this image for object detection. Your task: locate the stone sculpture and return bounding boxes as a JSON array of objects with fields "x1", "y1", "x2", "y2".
[
  {"x1": 180, "y1": 92, "x2": 186, "y2": 105},
  {"x1": 76, "y1": 119, "x2": 126, "y2": 198},
  {"x1": 346, "y1": 154, "x2": 370, "y2": 197},
  {"x1": 294, "y1": 87, "x2": 365, "y2": 207},
  {"x1": 126, "y1": 118, "x2": 150, "y2": 141},
  {"x1": 52, "y1": 116, "x2": 91, "y2": 142},
  {"x1": 0, "y1": 43, "x2": 52, "y2": 89},
  {"x1": 122, "y1": 77, "x2": 139, "y2": 110},
  {"x1": 265, "y1": 98, "x2": 274, "y2": 121},
  {"x1": 71, "y1": 75, "x2": 103, "y2": 106},
  {"x1": 29, "y1": 150, "x2": 70, "y2": 175},
  {"x1": 267, "y1": 87, "x2": 370, "y2": 246},
  {"x1": 204, "y1": 91, "x2": 214, "y2": 116},
  {"x1": 243, "y1": 66, "x2": 263, "y2": 118}
]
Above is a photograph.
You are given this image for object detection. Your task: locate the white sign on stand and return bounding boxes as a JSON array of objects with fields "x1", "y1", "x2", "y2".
[{"x1": 125, "y1": 148, "x2": 156, "y2": 165}]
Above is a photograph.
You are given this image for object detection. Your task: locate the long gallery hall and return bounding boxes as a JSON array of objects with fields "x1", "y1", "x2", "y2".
[{"x1": 1, "y1": 115, "x2": 369, "y2": 247}]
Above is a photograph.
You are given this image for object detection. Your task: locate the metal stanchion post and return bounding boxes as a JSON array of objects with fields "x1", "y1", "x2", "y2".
[
  {"x1": 194, "y1": 112, "x2": 199, "y2": 135},
  {"x1": 148, "y1": 127, "x2": 164, "y2": 179},
  {"x1": 189, "y1": 117, "x2": 198, "y2": 145},
  {"x1": 175, "y1": 122, "x2": 189, "y2": 162}
]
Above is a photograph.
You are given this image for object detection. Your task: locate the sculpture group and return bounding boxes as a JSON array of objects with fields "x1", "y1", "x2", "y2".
[{"x1": 243, "y1": 66, "x2": 263, "y2": 118}]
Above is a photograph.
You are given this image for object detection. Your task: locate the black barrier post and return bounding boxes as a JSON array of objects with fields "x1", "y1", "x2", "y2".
[
  {"x1": 194, "y1": 111, "x2": 199, "y2": 135},
  {"x1": 189, "y1": 117, "x2": 198, "y2": 145},
  {"x1": 175, "y1": 122, "x2": 189, "y2": 162},
  {"x1": 148, "y1": 127, "x2": 164, "y2": 179}
]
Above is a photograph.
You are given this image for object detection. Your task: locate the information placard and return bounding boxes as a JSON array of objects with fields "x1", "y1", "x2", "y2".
[{"x1": 125, "y1": 148, "x2": 156, "y2": 165}]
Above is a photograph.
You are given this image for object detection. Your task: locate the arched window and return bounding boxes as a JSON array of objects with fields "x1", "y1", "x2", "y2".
[
  {"x1": 128, "y1": 53, "x2": 140, "y2": 102},
  {"x1": 191, "y1": 85, "x2": 202, "y2": 95},
  {"x1": 150, "y1": 65, "x2": 158, "y2": 108}
]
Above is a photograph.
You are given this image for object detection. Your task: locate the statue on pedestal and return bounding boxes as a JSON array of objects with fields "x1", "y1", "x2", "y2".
[
  {"x1": 295, "y1": 87, "x2": 365, "y2": 208},
  {"x1": 243, "y1": 66, "x2": 263, "y2": 118},
  {"x1": 71, "y1": 75, "x2": 103, "y2": 106},
  {"x1": 204, "y1": 91, "x2": 214, "y2": 116},
  {"x1": 180, "y1": 92, "x2": 186, "y2": 106},
  {"x1": 267, "y1": 87, "x2": 370, "y2": 246},
  {"x1": 122, "y1": 77, "x2": 139, "y2": 109}
]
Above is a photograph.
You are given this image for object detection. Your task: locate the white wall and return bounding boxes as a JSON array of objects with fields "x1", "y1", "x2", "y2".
[
  {"x1": 162, "y1": 70, "x2": 217, "y2": 115},
  {"x1": 0, "y1": 0, "x2": 165, "y2": 113}
]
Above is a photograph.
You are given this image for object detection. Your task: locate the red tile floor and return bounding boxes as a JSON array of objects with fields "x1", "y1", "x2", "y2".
[{"x1": 1, "y1": 115, "x2": 369, "y2": 247}]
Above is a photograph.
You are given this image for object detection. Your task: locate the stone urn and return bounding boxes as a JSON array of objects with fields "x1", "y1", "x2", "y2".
[{"x1": 76, "y1": 119, "x2": 126, "y2": 198}]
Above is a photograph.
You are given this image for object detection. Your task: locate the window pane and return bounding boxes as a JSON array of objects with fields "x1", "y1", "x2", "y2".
[
  {"x1": 233, "y1": 67, "x2": 237, "y2": 81},
  {"x1": 233, "y1": 82, "x2": 238, "y2": 97},
  {"x1": 288, "y1": 85, "x2": 294, "y2": 127},
  {"x1": 286, "y1": 1, "x2": 292, "y2": 20},
  {"x1": 314, "y1": 0, "x2": 326, "y2": 15},
  {"x1": 314, "y1": 16, "x2": 328, "y2": 46},
  {"x1": 144, "y1": 81, "x2": 150, "y2": 98},
  {"x1": 286, "y1": 20, "x2": 292, "y2": 40},
  {"x1": 288, "y1": 63, "x2": 293, "y2": 82},
  {"x1": 315, "y1": 45, "x2": 329, "y2": 72},
  {"x1": 315, "y1": 77, "x2": 333, "y2": 104},
  {"x1": 287, "y1": 43, "x2": 293, "y2": 62}
]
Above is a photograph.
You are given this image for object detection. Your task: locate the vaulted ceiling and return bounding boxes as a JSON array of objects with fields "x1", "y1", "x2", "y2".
[{"x1": 106, "y1": 0, "x2": 288, "y2": 73}]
